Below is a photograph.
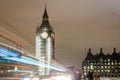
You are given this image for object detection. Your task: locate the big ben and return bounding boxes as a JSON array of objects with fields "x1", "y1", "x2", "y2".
[{"x1": 36, "y1": 6, "x2": 55, "y2": 75}]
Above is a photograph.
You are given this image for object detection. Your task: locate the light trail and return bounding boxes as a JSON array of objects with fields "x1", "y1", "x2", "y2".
[
  {"x1": 8, "y1": 70, "x2": 32, "y2": 73},
  {"x1": 3, "y1": 56, "x2": 65, "y2": 72},
  {"x1": 0, "y1": 42, "x2": 65, "y2": 69},
  {"x1": 0, "y1": 47, "x2": 20, "y2": 57},
  {"x1": 0, "y1": 42, "x2": 37, "y2": 59},
  {"x1": 0, "y1": 46, "x2": 66, "y2": 72},
  {"x1": 0, "y1": 42, "x2": 55, "y2": 64}
]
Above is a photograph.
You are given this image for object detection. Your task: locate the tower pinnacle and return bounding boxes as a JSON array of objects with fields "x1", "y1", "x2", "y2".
[{"x1": 43, "y1": 4, "x2": 49, "y2": 21}]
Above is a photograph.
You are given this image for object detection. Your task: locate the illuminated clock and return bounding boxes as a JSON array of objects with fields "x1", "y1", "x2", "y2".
[{"x1": 41, "y1": 32, "x2": 48, "y2": 39}]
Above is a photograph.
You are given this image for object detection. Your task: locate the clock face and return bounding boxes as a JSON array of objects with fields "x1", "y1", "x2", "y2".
[{"x1": 41, "y1": 32, "x2": 48, "y2": 39}]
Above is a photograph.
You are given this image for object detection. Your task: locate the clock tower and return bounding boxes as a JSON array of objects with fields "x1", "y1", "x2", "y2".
[{"x1": 36, "y1": 6, "x2": 55, "y2": 75}]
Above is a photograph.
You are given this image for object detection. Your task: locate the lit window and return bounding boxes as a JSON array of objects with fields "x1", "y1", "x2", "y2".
[
  {"x1": 108, "y1": 59, "x2": 110, "y2": 62},
  {"x1": 101, "y1": 66, "x2": 103, "y2": 69},
  {"x1": 84, "y1": 66, "x2": 86, "y2": 69},
  {"x1": 101, "y1": 70, "x2": 103, "y2": 72},
  {"x1": 87, "y1": 66, "x2": 89, "y2": 69},
  {"x1": 112, "y1": 62, "x2": 114, "y2": 65},
  {"x1": 112, "y1": 66, "x2": 114, "y2": 68},
  {"x1": 91, "y1": 65, "x2": 93, "y2": 69}
]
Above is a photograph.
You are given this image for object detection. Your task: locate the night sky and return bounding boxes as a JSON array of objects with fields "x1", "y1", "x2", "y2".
[{"x1": 0, "y1": 0, "x2": 120, "y2": 68}]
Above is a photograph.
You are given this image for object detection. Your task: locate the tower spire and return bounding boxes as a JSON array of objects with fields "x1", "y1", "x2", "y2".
[
  {"x1": 112, "y1": 48, "x2": 117, "y2": 55},
  {"x1": 87, "y1": 48, "x2": 93, "y2": 57},
  {"x1": 43, "y1": 4, "x2": 49, "y2": 21},
  {"x1": 99, "y1": 48, "x2": 104, "y2": 56}
]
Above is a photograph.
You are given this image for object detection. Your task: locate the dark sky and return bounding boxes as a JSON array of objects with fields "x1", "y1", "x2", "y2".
[{"x1": 0, "y1": 0, "x2": 120, "y2": 68}]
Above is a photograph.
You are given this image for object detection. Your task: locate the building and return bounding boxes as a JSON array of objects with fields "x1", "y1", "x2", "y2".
[
  {"x1": 36, "y1": 6, "x2": 55, "y2": 75},
  {"x1": 82, "y1": 48, "x2": 120, "y2": 78}
]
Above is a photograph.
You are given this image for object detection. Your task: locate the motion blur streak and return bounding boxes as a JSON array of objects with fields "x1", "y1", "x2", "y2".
[{"x1": 0, "y1": 47, "x2": 66, "y2": 72}]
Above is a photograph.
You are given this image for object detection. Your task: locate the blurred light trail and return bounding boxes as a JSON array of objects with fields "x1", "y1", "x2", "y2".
[
  {"x1": 0, "y1": 47, "x2": 66, "y2": 72},
  {"x1": 3, "y1": 56, "x2": 65, "y2": 72},
  {"x1": 0, "y1": 47, "x2": 20, "y2": 57}
]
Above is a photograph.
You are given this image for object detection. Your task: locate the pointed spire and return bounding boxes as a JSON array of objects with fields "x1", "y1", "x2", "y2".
[
  {"x1": 100, "y1": 48, "x2": 103, "y2": 53},
  {"x1": 87, "y1": 48, "x2": 93, "y2": 56},
  {"x1": 99, "y1": 48, "x2": 104, "y2": 56},
  {"x1": 112, "y1": 48, "x2": 117, "y2": 55},
  {"x1": 113, "y1": 48, "x2": 116, "y2": 53},
  {"x1": 43, "y1": 4, "x2": 49, "y2": 21},
  {"x1": 88, "y1": 48, "x2": 91, "y2": 53},
  {"x1": 39, "y1": 4, "x2": 53, "y2": 32}
]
